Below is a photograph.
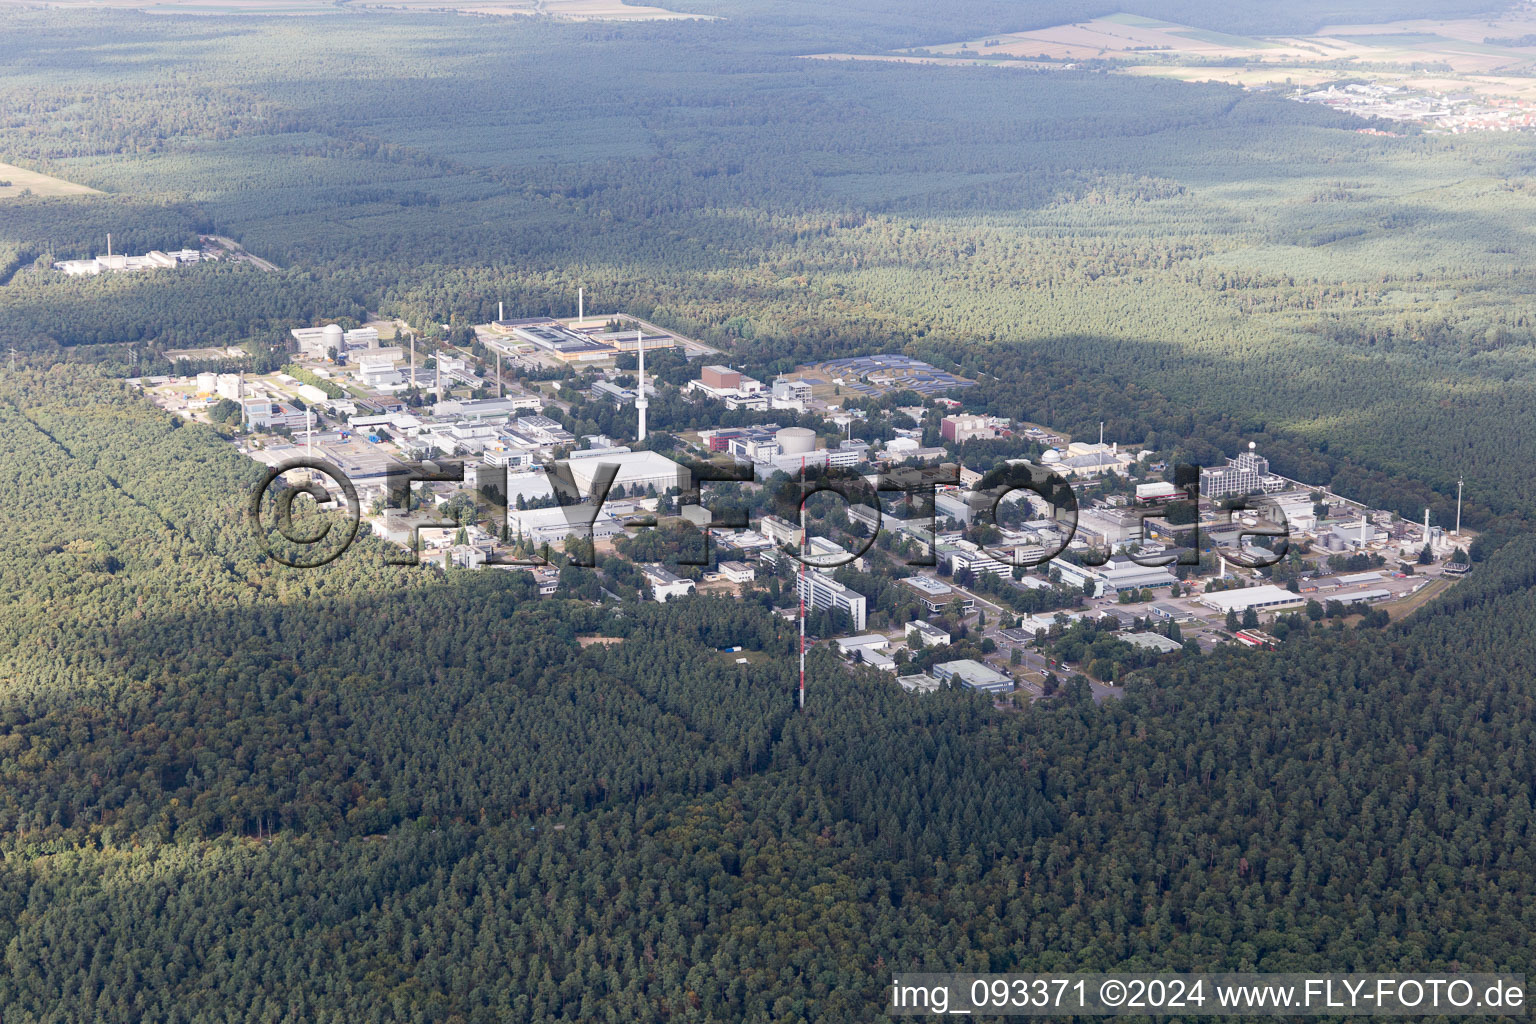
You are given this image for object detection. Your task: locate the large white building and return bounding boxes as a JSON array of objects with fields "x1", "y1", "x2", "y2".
[
  {"x1": 293, "y1": 324, "x2": 345, "y2": 360},
  {"x1": 1201, "y1": 445, "x2": 1286, "y2": 499},
  {"x1": 797, "y1": 570, "x2": 868, "y2": 632},
  {"x1": 1198, "y1": 584, "x2": 1306, "y2": 616},
  {"x1": 642, "y1": 565, "x2": 696, "y2": 602},
  {"x1": 564, "y1": 449, "x2": 688, "y2": 499},
  {"x1": 506, "y1": 505, "x2": 626, "y2": 547}
]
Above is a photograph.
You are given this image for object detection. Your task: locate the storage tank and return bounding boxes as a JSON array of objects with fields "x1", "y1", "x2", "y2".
[
  {"x1": 1040, "y1": 449, "x2": 1062, "y2": 465},
  {"x1": 776, "y1": 426, "x2": 816, "y2": 455}
]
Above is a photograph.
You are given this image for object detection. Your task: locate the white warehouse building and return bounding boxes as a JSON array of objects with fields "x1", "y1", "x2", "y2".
[
  {"x1": 1198, "y1": 584, "x2": 1306, "y2": 616},
  {"x1": 565, "y1": 449, "x2": 689, "y2": 498}
]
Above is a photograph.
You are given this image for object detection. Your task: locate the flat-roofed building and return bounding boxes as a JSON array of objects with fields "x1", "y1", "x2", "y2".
[
  {"x1": 898, "y1": 673, "x2": 943, "y2": 693},
  {"x1": 933, "y1": 659, "x2": 1012, "y2": 694},
  {"x1": 642, "y1": 565, "x2": 696, "y2": 602},
  {"x1": 1149, "y1": 602, "x2": 1194, "y2": 621},
  {"x1": 1198, "y1": 585, "x2": 1306, "y2": 616},
  {"x1": 1201, "y1": 447, "x2": 1285, "y2": 498},
  {"x1": 759, "y1": 514, "x2": 804, "y2": 548},
  {"x1": 797, "y1": 570, "x2": 867, "y2": 631},
  {"x1": 561, "y1": 449, "x2": 688, "y2": 499},
  {"x1": 434, "y1": 396, "x2": 542, "y2": 419},
  {"x1": 506, "y1": 505, "x2": 625, "y2": 547},
  {"x1": 940, "y1": 414, "x2": 995, "y2": 443},
  {"x1": 717, "y1": 560, "x2": 756, "y2": 584},
  {"x1": 511, "y1": 323, "x2": 616, "y2": 362},
  {"x1": 900, "y1": 575, "x2": 973, "y2": 615},
  {"x1": 1125, "y1": 632, "x2": 1183, "y2": 654},
  {"x1": 904, "y1": 619, "x2": 951, "y2": 647},
  {"x1": 835, "y1": 634, "x2": 889, "y2": 657}
]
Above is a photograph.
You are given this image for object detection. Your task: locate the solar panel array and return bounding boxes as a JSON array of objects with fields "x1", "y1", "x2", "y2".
[{"x1": 805, "y1": 354, "x2": 976, "y2": 396}]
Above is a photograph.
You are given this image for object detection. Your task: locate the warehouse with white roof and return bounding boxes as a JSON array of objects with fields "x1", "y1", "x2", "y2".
[{"x1": 1198, "y1": 585, "x2": 1306, "y2": 615}]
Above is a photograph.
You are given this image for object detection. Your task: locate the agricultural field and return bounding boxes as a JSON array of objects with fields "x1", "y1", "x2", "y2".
[
  {"x1": 814, "y1": 7, "x2": 1536, "y2": 109},
  {"x1": 0, "y1": 160, "x2": 102, "y2": 199},
  {"x1": 900, "y1": 10, "x2": 1536, "y2": 72},
  {"x1": 0, "y1": 0, "x2": 706, "y2": 16}
]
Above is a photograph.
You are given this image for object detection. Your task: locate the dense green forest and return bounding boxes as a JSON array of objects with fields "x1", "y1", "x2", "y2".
[{"x1": 3, "y1": 2, "x2": 1536, "y2": 1018}]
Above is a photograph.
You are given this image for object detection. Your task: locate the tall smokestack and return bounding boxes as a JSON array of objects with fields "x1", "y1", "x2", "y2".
[
  {"x1": 1456, "y1": 479, "x2": 1463, "y2": 536},
  {"x1": 498, "y1": 301, "x2": 504, "y2": 321},
  {"x1": 578, "y1": 287, "x2": 584, "y2": 322},
  {"x1": 106, "y1": 233, "x2": 111, "y2": 260}
]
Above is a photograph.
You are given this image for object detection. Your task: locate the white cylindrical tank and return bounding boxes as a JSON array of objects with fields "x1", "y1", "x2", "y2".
[
  {"x1": 1041, "y1": 449, "x2": 1062, "y2": 465},
  {"x1": 776, "y1": 427, "x2": 816, "y2": 455}
]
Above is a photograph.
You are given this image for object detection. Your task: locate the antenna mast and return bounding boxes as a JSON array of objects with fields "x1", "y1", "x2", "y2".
[
  {"x1": 799, "y1": 454, "x2": 806, "y2": 711},
  {"x1": 635, "y1": 325, "x2": 648, "y2": 441}
]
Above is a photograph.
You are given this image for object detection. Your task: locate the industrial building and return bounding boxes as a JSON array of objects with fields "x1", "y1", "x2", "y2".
[
  {"x1": 1198, "y1": 585, "x2": 1307, "y2": 616},
  {"x1": 293, "y1": 324, "x2": 345, "y2": 360},
  {"x1": 932, "y1": 659, "x2": 1012, "y2": 694},
  {"x1": 564, "y1": 449, "x2": 689, "y2": 498},
  {"x1": 54, "y1": 241, "x2": 204, "y2": 276},
  {"x1": 1136, "y1": 481, "x2": 1181, "y2": 503},
  {"x1": 506, "y1": 505, "x2": 626, "y2": 547},
  {"x1": 692, "y1": 365, "x2": 764, "y2": 403},
  {"x1": 1051, "y1": 555, "x2": 1176, "y2": 598},
  {"x1": 899, "y1": 673, "x2": 943, "y2": 693},
  {"x1": 509, "y1": 323, "x2": 616, "y2": 361},
  {"x1": 940, "y1": 414, "x2": 996, "y2": 443},
  {"x1": 1125, "y1": 632, "x2": 1184, "y2": 654},
  {"x1": 432, "y1": 396, "x2": 543, "y2": 419},
  {"x1": 835, "y1": 634, "x2": 889, "y2": 657}
]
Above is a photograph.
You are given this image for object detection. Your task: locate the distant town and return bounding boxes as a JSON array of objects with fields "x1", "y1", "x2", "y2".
[
  {"x1": 1289, "y1": 81, "x2": 1536, "y2": 133},
  {"x1": 133, "y1": 306, "x2": 1474, "y2": 706}
]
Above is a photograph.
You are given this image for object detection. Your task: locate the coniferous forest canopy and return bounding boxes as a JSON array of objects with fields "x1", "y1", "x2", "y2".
[{"x1": 1, "y1": 0, "x2": 1535, "y2": 1019}]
